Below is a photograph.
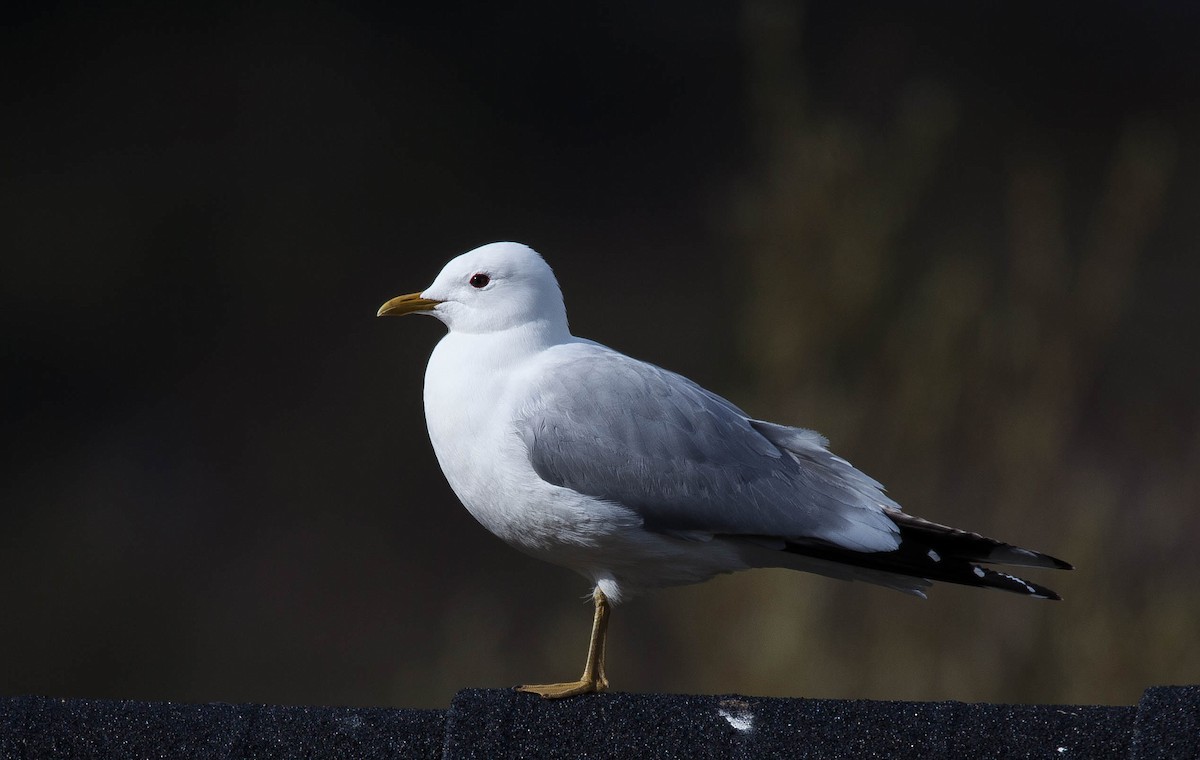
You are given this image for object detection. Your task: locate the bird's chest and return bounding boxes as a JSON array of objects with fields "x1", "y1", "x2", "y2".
[
  {"x1": 422, "y1": 340, "x2": 557, "y2": 544},
  {"x1": 424, "y1": 347, "x2": 514, "y2": 490}
]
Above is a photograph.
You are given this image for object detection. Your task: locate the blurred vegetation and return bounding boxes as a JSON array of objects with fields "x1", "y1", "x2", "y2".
[
  {"x1": 698, "y1": 1, "x2": 1197, "y2": 706},
  {"x1": 1, "y1": 1, "x2": 1197, "y2": 709}
]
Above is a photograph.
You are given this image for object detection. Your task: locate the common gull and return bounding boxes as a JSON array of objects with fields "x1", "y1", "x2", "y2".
[{"x1": 377, "y1": 242, "x2": 1071, "y2": 698}]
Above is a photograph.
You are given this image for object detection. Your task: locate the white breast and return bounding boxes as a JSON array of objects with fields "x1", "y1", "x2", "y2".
[{"x1": 423, "y1": 330, "x2": 636, "y2": 560}]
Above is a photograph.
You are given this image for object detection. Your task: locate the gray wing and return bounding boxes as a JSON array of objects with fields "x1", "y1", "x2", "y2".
[{"x1": 517, "y1": 345, "x2": 901, "y2": 552}]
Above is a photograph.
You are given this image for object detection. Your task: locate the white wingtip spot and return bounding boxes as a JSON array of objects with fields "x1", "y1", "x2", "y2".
[
  {"x1": 998, "y1": 571, "x2": 1038, "y2": 595},
  {"x1": 717, "y1": 707, "x2": 755, "y2": 733},
  {"x1": 927, "y1": 549, "x2": 941, "y2": 562},
  {"x1": 973, "y1": 566, "x2": 986, "y2": 578}
]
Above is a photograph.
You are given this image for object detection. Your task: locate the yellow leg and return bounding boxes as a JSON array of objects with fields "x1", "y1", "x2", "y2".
[{"x1": 517, "y1": 586, "x2": 610, "y2": 699}]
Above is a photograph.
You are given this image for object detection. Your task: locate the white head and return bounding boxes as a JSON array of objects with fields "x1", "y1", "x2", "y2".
[{"x1": 377, "y1": 242, "x2": 570, "y2": 337}]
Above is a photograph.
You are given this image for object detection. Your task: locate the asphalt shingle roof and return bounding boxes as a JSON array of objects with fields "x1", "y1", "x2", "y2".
[{"x1": 2, "y1": 685, "x2": 1195, "y2": 759}]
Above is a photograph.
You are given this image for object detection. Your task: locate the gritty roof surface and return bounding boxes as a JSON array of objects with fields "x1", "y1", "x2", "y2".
[{"x1": 1, "y1": 686, "x2": 1195, "y2": 759}]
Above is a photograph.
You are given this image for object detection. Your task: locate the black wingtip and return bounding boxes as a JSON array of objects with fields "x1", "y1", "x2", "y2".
[
  {"x1": 1026, "y1": 580, "x2": 1063, "y2": 601},
  {"x1": 973, "y1": 565, "x2": 1064, "y2": 599},
  {"x1": 1039, "y1": 554, "x2": 1074, "y2": 572},
  {"x1": 887, "y1": 512, "x2": 1073, "y2": 572},
  {"x1": 1007, "y1": 546, "x2": 1073, "y2": 571}
]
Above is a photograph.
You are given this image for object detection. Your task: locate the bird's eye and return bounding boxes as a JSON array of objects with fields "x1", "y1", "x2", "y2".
[{"x1": 469, "y1": 273, "x2": 490, "y2": 288}]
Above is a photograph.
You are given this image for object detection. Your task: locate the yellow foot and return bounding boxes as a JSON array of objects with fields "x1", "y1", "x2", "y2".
[
  {"x1": 516, "y1": 677, "x2": 608, "y2": 699},
  {"x1": 518, "y1": 587, "x2": 612, "y2": 699}
]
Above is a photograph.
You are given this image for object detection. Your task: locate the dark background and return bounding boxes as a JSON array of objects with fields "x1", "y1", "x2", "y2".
[{"x1": 3, "y1": 1, "x2": 1198, "y2": 709}]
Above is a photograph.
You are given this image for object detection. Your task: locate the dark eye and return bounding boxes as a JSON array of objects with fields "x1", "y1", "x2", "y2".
[{"x1": 469, "y1": 273, "x2": 490, "y2": 288}]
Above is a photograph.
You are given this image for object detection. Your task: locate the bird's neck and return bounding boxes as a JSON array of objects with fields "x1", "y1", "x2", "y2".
[{"x1": 428, "y1": 319, "x2": 572, "y2": 385}]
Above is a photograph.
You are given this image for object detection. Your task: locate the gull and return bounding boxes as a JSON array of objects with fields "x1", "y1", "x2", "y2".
[{"x1": 377, "y1": 242, "x2": 1071, "y2": 699}]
